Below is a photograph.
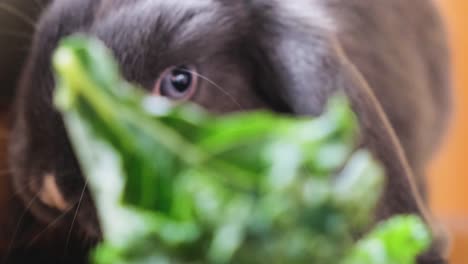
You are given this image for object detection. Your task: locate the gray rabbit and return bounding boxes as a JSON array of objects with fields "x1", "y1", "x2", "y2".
[{"x1": 5, "y1": 0, "x2": 451, "y2": 262}]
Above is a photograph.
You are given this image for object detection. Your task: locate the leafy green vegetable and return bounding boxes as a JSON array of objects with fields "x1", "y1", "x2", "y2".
[
  {"x1": 52, "y1": 35, "x2": 431, "y2": 264},
  {"x1": 345, "y1": 215, "x2": 431, "y2": 264}
]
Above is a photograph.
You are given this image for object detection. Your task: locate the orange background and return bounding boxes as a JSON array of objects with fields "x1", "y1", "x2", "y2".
[{"x1": 429, "y1": 0, "x2": 468, "y2": 263}]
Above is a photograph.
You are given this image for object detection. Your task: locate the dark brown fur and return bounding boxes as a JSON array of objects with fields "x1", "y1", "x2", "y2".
[{"x1": 5, "y1": 0, "x2": 451, "y2": 262}]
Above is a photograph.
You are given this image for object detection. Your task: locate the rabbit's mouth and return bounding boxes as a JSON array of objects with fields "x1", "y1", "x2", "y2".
[{"x1": 12, "y1": 168, "x2": 102, "y2": 239}]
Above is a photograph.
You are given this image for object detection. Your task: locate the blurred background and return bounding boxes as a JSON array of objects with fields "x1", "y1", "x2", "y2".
[
  {"x1": 0, "y1": 0, "x2": 466, "y2": 262},
  {"x1": 429, "y1": 1, "x2": 468, "y2": 262}
]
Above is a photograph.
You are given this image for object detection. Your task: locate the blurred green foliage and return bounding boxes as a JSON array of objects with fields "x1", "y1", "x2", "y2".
[{"x1": 53, "y1": 36, "x2": 431, "y2": 264}]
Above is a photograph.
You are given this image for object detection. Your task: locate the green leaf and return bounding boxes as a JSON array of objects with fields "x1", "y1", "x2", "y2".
[
  {"x1": 53, "y1": 35, "x2": 431, "y2": 264},
  {"x1": 344, "y1": 215, "x2": 431, "y2": 264}
]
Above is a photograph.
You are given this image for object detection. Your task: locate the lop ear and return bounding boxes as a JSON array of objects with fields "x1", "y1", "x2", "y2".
[
  {"x1": 248, "y1": 0, "x2": 423, "y2": 214},
  {"x1": 246, "y1": 0, "x2": 340, "y2": 115},
  {"x1": 247, "y1": 2, "x2": 448, "y2": 260}
]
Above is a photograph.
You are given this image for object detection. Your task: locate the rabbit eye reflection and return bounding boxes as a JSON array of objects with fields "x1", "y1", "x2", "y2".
[{"x1": 154, "y1": 65, "x2": 198, "y2": 100}]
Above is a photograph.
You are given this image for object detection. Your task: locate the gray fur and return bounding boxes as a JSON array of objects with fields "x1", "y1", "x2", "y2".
[{"x1": 7, "y1": 0, "x2": 451, "y2": 262}]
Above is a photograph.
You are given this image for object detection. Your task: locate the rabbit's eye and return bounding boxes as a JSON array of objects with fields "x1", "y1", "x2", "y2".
[{"x1": 154, "y1": 65, "x2": 198, "y2": 100}]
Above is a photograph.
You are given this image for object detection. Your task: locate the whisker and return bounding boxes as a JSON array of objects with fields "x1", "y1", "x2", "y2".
[
  {"x1": 26, "y1": 203, "x2": 77, "y2": 248},
  {"x1": 63, "y1": 179, "x2": 88, "y2": 256},
  {"x1": 4, "y1": 169, "x2": 84, "y2": 205},
  {"x1": 0, "y1": 3, "x2": 37, "y2": 30},
  {"x1": 185, "y1": 70, "x2": 245, "y2": 110},
  {"x1": 2, "y1": 193, "x2": 39, "y2": 264},
  {"x1": 1, "y1": 178, "x2": 42, "y2": 205}
]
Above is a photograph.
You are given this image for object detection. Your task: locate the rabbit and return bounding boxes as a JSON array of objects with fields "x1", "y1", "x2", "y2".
[{"x1": 6, "y1": 0, "x2": 451, "y2": 262}]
